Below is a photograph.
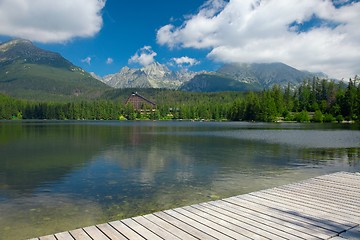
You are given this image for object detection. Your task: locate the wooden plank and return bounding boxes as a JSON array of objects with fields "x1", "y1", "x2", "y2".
[
  {"x1": 286, "y1": 182, "x2": 360, "y2": 202},
  {"x1": 208, "y1": 200, "x2": 318, "y2": 239},
  {"x1": 213, "y1": 199, "x2": 334, "y2": 239},
  {"x1": 268, "y1": 187, "x2": 360, "y2": 214},
  {"x1": 285, "y1": 181, "x2": 358, "y2": 195},
  {"x1": 154, "y1": 211, "x2": 217, "y2": 240},
  {"x1": 271, "y1": 188, "x2": 360, "y2": 214},
  {"x1": 319, "y1": 172, "x2": 360, "y2": 182},
  {"x1": 182, "y1": 205, "x2": 262, "y2": 240},
  {"x1": 143, "y1": 214, "x2": 198, "y2": 240},
  {"x1": 83, "y1": 226, "x2": 109, "y2": 240},
  {"x1": 69, "y1": 228, "x2": 92, "y2": 240},
  {"x1": 109, "y1": 220, "x2": 145, "y2": 240},
  {"x1": 318, "y1": 174, "x2": 360, "y2": 185},
  {"x1": 280, "y1": 184, "x2": 360, "y2": 205},
  {"x1": 250, "y1": 190, "x2": 357, "y2": 225},
  {"x1": 187, "y1": 204, "x2": 267, "y2": 239},
  {"x1": 55, "y1": 231, "x2": 74, "y2": 240},
  {"x1": 305, "y1": 179, "x2": 360, "y2": 193},
  {"x1": 258, "y1": 189, "x2": 360, "y2": 220},
  {"x1": 195, "y1": 202, "x2": 287, "y2": 239},
  {"x1": 235, "y1": 194, "x2": 355, "y2": 229},
  {"x1": 132, "y1": 216, "x2": 182, "y2": 240},
  {"x1": 314, "y1": 178, "x2": 360, "y2": 192},
  {"x1": 174, "y1": 207, "x2": 244, "y2": 240},
  {"x1": 96, "y1": 223, "x2": 127, "y2": 240},
  {"x1": 199, "y1": 202, "x2": 307, "y2": 240},
  {"x1": 225, "y1": 195, "x2": 344, "y2": 233},
  {"x1": 250, "y1": 191, "x2": 360, "y2": 224},
  {"x1": 121, "y1": 218, "x2": 162, "y2": 240}
]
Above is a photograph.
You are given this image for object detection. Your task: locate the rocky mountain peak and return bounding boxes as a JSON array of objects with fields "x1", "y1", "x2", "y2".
[
  {"x1": 100, "y1": 61, "x2": 197, "y2": 89},
  {"x1": 142, "y1": 62, "x2": 169, "y2": 77}
]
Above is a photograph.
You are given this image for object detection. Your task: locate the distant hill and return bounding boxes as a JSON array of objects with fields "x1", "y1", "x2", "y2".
[
  {"x1": 182, "y1": 62, "x2": 330, "y2": 92},
  {"x1": 0, "y1": 39, "x2": 109, "y2": 101}
]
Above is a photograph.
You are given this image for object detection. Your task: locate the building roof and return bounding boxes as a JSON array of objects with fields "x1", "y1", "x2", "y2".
[{"x1": 125, "y1": 92, "x2": 156, "y2": 109}]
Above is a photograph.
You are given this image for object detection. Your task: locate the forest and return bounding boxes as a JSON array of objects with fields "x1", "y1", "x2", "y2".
[{"x1": 0, "y1": 76, "x2": 359, "y2": 122}]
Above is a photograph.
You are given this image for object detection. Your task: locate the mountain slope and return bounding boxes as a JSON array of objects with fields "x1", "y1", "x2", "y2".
[
  {"x1": 181, "y1": 62, "x2": 329, "y2": 92},
  {"x1": 217, "y1": 62, "x2": 327, "y2": 88},
  {"x1": 102, "y1": 62, "x2": 196, "y2": 89},
  {"x1": 179, "y1": 73, "x2": 261, "y2": 92},
  {"x1": 0, "y1": 39, "x2": 109, "y2": 100}
]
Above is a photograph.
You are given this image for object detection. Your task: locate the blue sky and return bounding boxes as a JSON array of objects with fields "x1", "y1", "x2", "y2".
[{"x1": 0, "y1": 0, "x2": 359, "y2": 79}]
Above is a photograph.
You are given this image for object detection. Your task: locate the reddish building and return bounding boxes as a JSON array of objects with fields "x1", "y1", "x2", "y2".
[{"x1": 125, "y1": 92, "x2": 156, "y2": 110}]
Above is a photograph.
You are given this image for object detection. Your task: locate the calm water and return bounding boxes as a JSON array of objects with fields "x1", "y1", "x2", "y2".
[{"x1": 0, "y1": 121, "x2": 360, "y2": 239}]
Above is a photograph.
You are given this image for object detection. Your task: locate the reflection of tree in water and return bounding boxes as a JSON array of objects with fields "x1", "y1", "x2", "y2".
[
  {"x1": 300, "y1": 148, "x2": 360, "y2": 167},
  {"x1": 0, "y1": 123, "x2": 114, "y2": 194}
]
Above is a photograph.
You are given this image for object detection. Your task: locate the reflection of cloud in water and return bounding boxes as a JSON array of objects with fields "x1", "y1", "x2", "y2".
[
  {"x1": 99, "y1": 142, "x2": 196, "y2": 186},
  {"x1": 0, "y1": 193, "x2": 104, "y2": 239},
  {"x1": 175, "y1": 171, "x2": 194, "y2": 182}
]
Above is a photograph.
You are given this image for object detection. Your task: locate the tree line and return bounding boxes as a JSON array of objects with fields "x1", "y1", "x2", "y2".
[
  {"x1": 228, "y1": 76, "x2": 360, "y2": 122},
  {"x1": 1, "y1": 76, "x2": 359, "y2": 122}
]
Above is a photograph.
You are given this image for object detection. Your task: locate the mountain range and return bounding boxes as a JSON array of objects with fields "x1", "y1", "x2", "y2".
[
  {"x1": 0, "y1": 39, "x2": 331, "y2": 100},
  {"x1": 99, "y1": 62, "x2": 198, "y2": 89},
  {"x1": 97, "y1": 61, "x2": 329, "y2": 92}
]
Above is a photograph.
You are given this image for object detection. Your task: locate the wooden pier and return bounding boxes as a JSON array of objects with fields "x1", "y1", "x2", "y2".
[{"x1": 31, "y1": 172, "x2": 360, "y2": 240}]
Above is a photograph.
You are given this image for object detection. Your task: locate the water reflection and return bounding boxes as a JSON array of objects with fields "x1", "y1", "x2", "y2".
[{"x1": 0, "y1": 121, "x2": 359, "y2": 239}]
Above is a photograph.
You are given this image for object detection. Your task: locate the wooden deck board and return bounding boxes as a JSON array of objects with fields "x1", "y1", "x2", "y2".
[
  {"x1": 262, "y1": 188, "x2": 360, "y2": 215},
  {"x1": 132, "y1": 216, "x2": 182, "y2": 240},
  {"x1": 200, "y1": 201, "x2": 305, "y2": 240},
  {"x1": 280, "y1": 184, "x2": 360, "y2": 205},
  {"x1": 255, "y1": 191, "x2": 360, "y2": 223},
  {"x1": 143, "y1": 213, "x2": 198, "y2": 240},
  {"x1": 289, "y1": 180, "x2": 360, "y2": 197},
  {"x1": 154, "y1": 210, "x2": 218, "y2": 239},
  {"x1": 270, "y1": 188, "x2": 360, "y2": 214},
  {"x1": 96, "y1": 223, "x2": 127, "y2": 240},
  {"x1": 174, "y1": 207, "x2": 243, "y2": 239},
  {"x1": 237, "y1": 194, "x2": 356, "y2": 229},
  {"x1": 224, "y1": 196, "x2": 342, "y2": 234},
  {"x1": 108, "y1": 221, "x2": 145, "y2": 240},
  {"x1": 212, "y1": 199, "x2": 331, "y2": 239},
  {"x1": 121, "y1": 218, "x2": 162, "y2": 240},
  {"x1": 69, "y1": 228, "x2": 92, "y2": 240},
  {"x1": 83, "y1": 226, "x2": 109, "y2": 240},
  {"x1": 180, "y1": 205, "x2": 252, "y2": 240},
  {"x1": 55, "y1": 231, "x2": 74, "y2": 240},
  {"x1": 32, "y1": 172, "x2": 360, "y2": 240},
  {"x1": 196, "y1": 202, "x2": 287, "y2": 239}
]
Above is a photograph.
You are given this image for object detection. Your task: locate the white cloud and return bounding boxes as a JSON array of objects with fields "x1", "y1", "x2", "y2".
[
  {"x1": 106, "y1": 57, "x2": 113, "y2": 64},
  {"x1": 81, "y1": 57, "x2": 92, "y2": 65},
  {"x1": 0, "y1": 0, "x2": 106, "y2": 43},
  {"x1": 129, "y1": 46, "x2": 157, "y2": 66},
  {"x1": 157, "y1": 0, "x2": 360, "y2": 79},
  {"x1": 171, "y1": 56, "x2": 200, "y2": 67}
]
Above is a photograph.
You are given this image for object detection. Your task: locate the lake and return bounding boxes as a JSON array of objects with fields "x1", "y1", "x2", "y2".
[{"x1": 0, "y1": 121, "x2": 359, "y2": 239}]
